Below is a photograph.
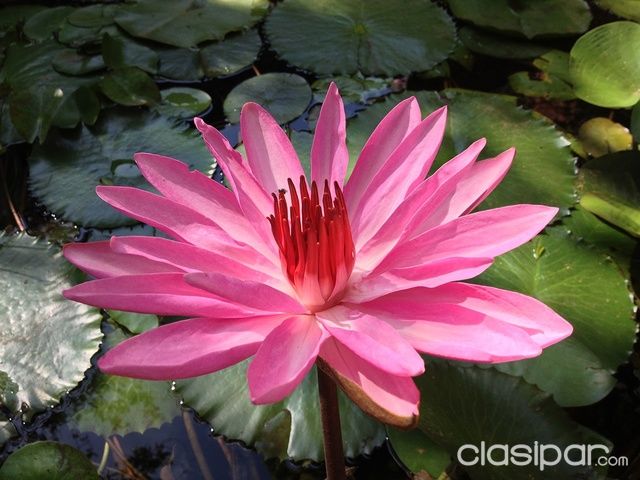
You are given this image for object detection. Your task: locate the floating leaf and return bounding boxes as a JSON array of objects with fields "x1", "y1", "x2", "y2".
[
  {"x1": 99, "y1": 67, "x2": 160, "y2": 106},
  {"x1": 0, "y1": 99, "x2": 21, "y2": 147},
  {"x1": 224, "y1": 73, "x2": 311, "y2": 124},
  {"x1": 509, "y1": 50, "x2": 576, "y2": 100},
  {"x1": 29, "y1": 108, "x2": 213, "y2": 228},
  {"x1": 476, "y1": 232, "x2": 636, "y2": 388},
  {"x1": 52, "y1": 50, "x2": 105, "y2": 75},
  {"x1": 265, "y1": 0, "x2": 456, "y2": 75},
  {"x1": 23, "y1": 6, "x2": 73, "y2": 41},
  {"x1": 577, "y1": 117, "x2": 632, "y2": 158},
  {"x1": 108, "y1": 310, "x2": 159, "y2": 334},
  {"x1": 347, "y1": 90, "x2": 576, "y2": 211},
  {"x1": 418, "y1": 361, "x2": 609, "y2": 480},
  {"x1": 562, "y1": 206, "x2": 636, "y2": 271},
  {"x1": 200, "y1": 28, "x2": 261, "y2": 77},
  {"x1": 579, "y1": 151, "x2": 640, "y2": 237},
  {"x1": 458, "y1": 26, "x2": 550, "y2": 59},
  {"x1": 156, "y1": 46, "x2": 203, "y2": 80},
  {"x1": 0, "y1": 441, "x2": 99, "y2": 480},
  {"x1": 387, "y1": 427, "x2": 449, "y2": 478},
  {"x1": 114, "y1": 0, "x2": 268, "y2": 48},
  {"x1": 0, "y1": 5, "x2": 45, "y2": 32},
  {"x1": 68, "y1": 329, "x2": 177, "y2": 436},
  {"x1": 154, "y1": 87, "x2": 212, "y2": 119},
  {"x1": 0, "y1": 234, "x2": 102, "y2": 418},
  {"x1": 448, "y1": 0, "x2": 592, "y2": 38},
  {"x1": 58, "y1": 22, "x2": 105, "y2": 48},
  {"x1": 312, "y1": 74, "x2": 390, "y2": 104},
  {"x1": 594, "y1": 0, "x2": 640, "y2": 22},
  {"x1": 8, "y1": 85, "x2": 66, "y2": 143},
  {"x1": 67, "y1": 4, "x2": 117, "y2": 28},
  {"x1": 176, "y1": 362, "x2": 384, "y2": 461},
  {"x1": 102, "y1": 33, "x2": 159, "y2": 74},
  {"x1": 570, "y1": 21, "x2": 640, "y2": 108}
]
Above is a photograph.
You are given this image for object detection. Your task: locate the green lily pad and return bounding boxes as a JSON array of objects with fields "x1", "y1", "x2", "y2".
[
  {"x1": 562, "y1": 206, "x2": 636, "y2": 272},
  {"x1": 459, "y1": 26, "x2": 551, "y2": 59},
  {"x1": 387, "y1": 427, "x2": 450, "y2": 478},
  {"x1": 224, "y1": 73, "x2": 312, "y2": 124},
  {"x1": 570, "y1": 21, "x2": 640, "y2": 108},
  {"x1": 347, "y1": 90, "x2": 576, "y2": 211},
  {"x1": 8, "y1": 85, "x2": 66, "y2": 143},
  {"x1": 114, "y1": 0, "x2": 268, "y2": 48},
  {"x1": 475, "y1": 232, "x2": 636, "y2": 404},
  {"x1": 52, "y1": 50, "x2": 105, "y2": 76},
  {"x1": 594, "y1": 0, "x2": 640, "y2": 22},
  {"x1": 448, "y1": 0, "x2": 592, "y2": 38},
  {"x1": 67, "y1": 4, "x2": 117, "y2": 28},
  {"x1": 509, "y1": 50, "x2": 576, "y2": 100},
  {"x1": 577, "y1": 117, "x2": 633, "y2": 158},
  {"x1": 417, "y1": 361, "x2": 609, "y2": 480},
  {"x1": 99, "y1": 67, "x2": 160, "y2": 107},
  {"x1": 200, "y1": 28, "x2": 261, "y2": 77},
  {"x1": 579, "y1": 151, "x2": 640, "y2": 237},
  {"x1": 1, "y1": 41, "x2": 99, "y2": 142},
  {"x1": 23, "y1": 6, "x2": 73, "y2": 41},
  {"x1": 0, "y1": 441, "x2": 99, "y2": 480},
  {"x1": 312, "y1": 74, "x2": 390, "y2": 104},
  {"x1": 155, "y1": 87, "x2": 212, "y2": 119},
  {"x1": 29, "y1": 108, "x2": 213, "y2": 228},
  {"x1": 0, "y1": 99, "x2": 22, "y2": 147},
  {"x1": 265, "y1": 0, "x2": 456, "y2": 75},
  {"x1": 58, "y1": 22, "x2": 107, "y2": 48},
  {"x1": 102, "y1": 33, "x2": 159, "y2": 74},
  {"x1": 176, "y1": 362, "x2": 385, "y2": 461},
  {"x1": 0, "y1": 234, "x2": 102, "y2": 418},
  {"x1": 0, "y1": 5, "x2": 45, "y2": 32},
  {"x1": 108, "y1": 310, "x2": 159, "y2": 334},
  {"x1": 68, "y1": 328, "x2": 177, "y2": 437},
  {"x1": 156, "y1": 47, "x2": 204, "y2": 81}
]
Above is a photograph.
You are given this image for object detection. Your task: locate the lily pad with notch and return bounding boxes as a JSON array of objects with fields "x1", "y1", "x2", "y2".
[
  {"x1": 265, "y1": 0, "x2": 456, "y2": 76},
  {"x1": 224, "y1": 73, "x2": 312, "y2": 124}
]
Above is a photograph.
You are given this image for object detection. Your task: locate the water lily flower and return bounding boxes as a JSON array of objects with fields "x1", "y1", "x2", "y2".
[{"x1": 63, "y1": 84, "x2": 572, "y2": 428}]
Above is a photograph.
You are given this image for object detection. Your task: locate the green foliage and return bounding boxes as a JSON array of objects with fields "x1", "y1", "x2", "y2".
[
  {"x1": 0, "y1": 441, "x2": 99, "y2": 480},
  {"x1": 570, "y1": 22, "x2": 640, "y2": 107},
  {"x1": 265, "y1": 0, "x2": 456, "y2": 75}
]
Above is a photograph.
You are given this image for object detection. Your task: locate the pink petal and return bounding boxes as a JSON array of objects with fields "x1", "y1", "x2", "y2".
[
  {"x1": 184, "y1": 272, "x2": 304, "y2": 313},
  {"x1": 345, "y1": 257, "x2": 493, "y2": 303},
  {"x1": 345, "y1": 97, "x2": 421, "y2": 215},
  {"x1": 194, "y1": 117, "x2": 273, "y2": 218},
  {"x1": 96, "y1": 186, "x2": 269, "y2": 270},
  {"x1": 110, "y1": 236, "x2": 279, "y2": 284},
  {"x1": 63, "y1": 273, "x2": 263, "y2": 317},
  {"x1": 240, "y1": 102, "x2": 305, "y2": 193},
  {"x1": 356, "y1": 139, "x2": 486, "y2": 271},
  {"x1": 355, "y1": 297, "x2": 543, "y2": 362},
  {"x1": 311, "y1": 82, "x2": 348, "y2": 188},
  {"x1": 404, "y1": 148, "x2": 515, "y2": 238},
  {"x1": 316, "y1": 306, "x2": 424, "y2": 376},
  {"x1": 247, "y1": 315, "x2": 327, "y2": 403},
  {"x1": 133, "y1": 152, "x2": 276, "y2": 258},
  {"x1": 63, "y1": 241, "x2": 179, "y2": 278},
  {"x1": 98, "y1": 316, "x2": 286, "y2": 380},
  {"x1": 373, "y1": 204, "x2": 558, "y2": 275},
  {"x1": 351, "y1": 107, "x2": 448, "y2": 249},
  {"x1": 318, "y1": 338, "x2": 419, "y2": 428},
  {"x1": 398, "y1": 282, "x2": 573, "y2": 348}
]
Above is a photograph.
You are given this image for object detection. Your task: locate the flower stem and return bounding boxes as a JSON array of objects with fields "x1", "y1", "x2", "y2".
[{"x1": 317, "y1": 366, "x2": 346, "y2": 480}]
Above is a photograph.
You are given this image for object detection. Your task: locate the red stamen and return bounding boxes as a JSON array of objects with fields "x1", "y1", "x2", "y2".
[{"x1": 269, "y1": 177, "x2": 355, "y2": 311}]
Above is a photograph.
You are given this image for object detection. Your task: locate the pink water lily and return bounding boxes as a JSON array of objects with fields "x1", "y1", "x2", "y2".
[{"x1": 63, "y1": 84, "x2": 572, "y2": 428}]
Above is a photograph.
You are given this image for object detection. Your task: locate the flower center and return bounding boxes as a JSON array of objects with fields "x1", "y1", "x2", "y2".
[{"x1": 268, "y1": 177, "x2": 355, "y2": 312}]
